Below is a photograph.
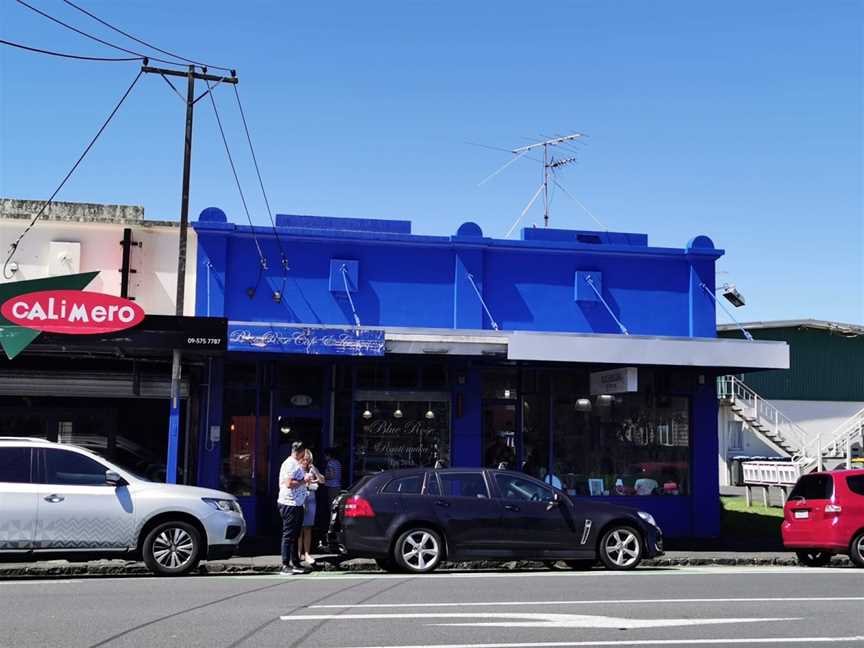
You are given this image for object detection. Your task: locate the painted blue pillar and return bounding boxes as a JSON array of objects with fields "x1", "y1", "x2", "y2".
[
  {"x1": 452, "y1": 364, "x2": 482, "y2": 467},
  {"x1": 686, "y1": 236, "x2": 718, "y2": 338},
  {"x1": 166, "y1": 397, "x2": 181, "y2": 484},
  {"x1": 453, "y1": 247, "x2": 486, "y2": 329},
  {"x1": 197, "y1": 356, "x2": 224, "y2": 489},
  {"x1": 690, "y1": 378, "x2": 721, "y2": 537}
]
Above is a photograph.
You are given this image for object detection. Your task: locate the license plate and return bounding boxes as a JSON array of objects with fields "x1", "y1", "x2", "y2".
[{"x1": 794, "y1": 510, "x2": 809, "y2": 519}]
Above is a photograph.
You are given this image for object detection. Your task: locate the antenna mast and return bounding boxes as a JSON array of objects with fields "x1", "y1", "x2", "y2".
[{"x1": 512, "y1": 133, "x2": 584, "y2": 227}]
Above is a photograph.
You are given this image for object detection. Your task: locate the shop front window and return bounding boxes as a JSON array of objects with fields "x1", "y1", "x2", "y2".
[
  {"x1": 353, "y1": 398, "x2": 450, "y2": 478},
  {"x1": 483, "y1": 402, "x2": 516, "y2": 468},
  {"x1": 222, "y1": 362, "x2": 268, "y2": 497},
  {"x1": 551, "y1": 370, "x2": 690, "y2": 497}
]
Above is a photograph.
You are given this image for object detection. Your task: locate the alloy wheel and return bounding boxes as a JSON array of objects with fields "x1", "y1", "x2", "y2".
[
  {"x1": 604, "y1": 528, "x2": 641, "y2": 568},
  {"x1": 152, "y1": 527, "x2": 195, "y2": 570},
  {"x1": 400, "y1": 531, "x2": 440, "y2": 571}
]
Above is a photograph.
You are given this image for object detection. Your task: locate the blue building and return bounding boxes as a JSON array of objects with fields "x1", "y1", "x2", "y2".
[{"x1": 192, "y1": 209, "x2": 788, "y2": 538}]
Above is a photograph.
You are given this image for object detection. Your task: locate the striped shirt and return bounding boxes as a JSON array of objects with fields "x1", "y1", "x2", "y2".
[{"x1": 325, "y1": 458, "x2": 342, "y2": 489}]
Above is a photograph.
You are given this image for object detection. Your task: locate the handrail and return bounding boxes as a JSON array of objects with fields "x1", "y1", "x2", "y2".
[
  {"x1": 718, "y1": 375, "x2": 810, "y2": 457},
  {"x1": 820, "y1": 406, "x2": 864, "y2": 457}
]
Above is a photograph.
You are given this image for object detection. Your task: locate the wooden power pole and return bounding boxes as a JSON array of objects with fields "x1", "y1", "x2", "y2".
[{"x1": 141, "y1": 64, "x2": 238, "y2": 484}]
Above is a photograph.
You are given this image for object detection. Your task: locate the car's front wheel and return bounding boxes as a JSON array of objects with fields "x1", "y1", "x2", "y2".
[
  {"x1": 142, "y1": 521, "x2": 202, "y2": 576},
  {"x1": 393, "y1": 528, "x2": 443, "y2": 574},
  {"x1": 598, "y1": 525, "x2": 643, "y2": 570},
  {"x1": 796, "y1": 550, "x2": 833, "y2": 567},
  {"x1": 847, "y1": 533, "x2": 864, "y2": 568}
]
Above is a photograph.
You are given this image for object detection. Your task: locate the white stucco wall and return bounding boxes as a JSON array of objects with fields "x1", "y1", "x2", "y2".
[{"x1": 0, "y1": 201, "x2": 196, "y2": 316}]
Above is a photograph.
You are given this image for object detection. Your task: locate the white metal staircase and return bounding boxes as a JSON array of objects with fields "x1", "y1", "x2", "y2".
[{"x1": 718, "y1": 375, "x2": 864, "y2": 485}]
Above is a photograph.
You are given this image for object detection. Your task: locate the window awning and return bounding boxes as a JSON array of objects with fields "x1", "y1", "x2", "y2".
[
  {"x1": 227, "y1": 321, "x2": 789, "y2": 370},
  {"x1": 507, "y1": 331, "x2": 788, "y2": 370}
]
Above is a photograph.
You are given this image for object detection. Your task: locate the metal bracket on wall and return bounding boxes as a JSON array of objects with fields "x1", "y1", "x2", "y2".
[
  {"x1": 466, "y1": 272, "x2": 499, "y2": 331},
  {"x1": 119, "y1": 227, "x2": 141, "y2": 300}
]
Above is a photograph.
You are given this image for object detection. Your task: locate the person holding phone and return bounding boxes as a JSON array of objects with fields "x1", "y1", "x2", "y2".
[{"x1": 277, "y1": 441, "x2": 312, "y2": 575}]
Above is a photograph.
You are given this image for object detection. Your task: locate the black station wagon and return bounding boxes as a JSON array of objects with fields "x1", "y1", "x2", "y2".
[{"x1": 327, "y1": 468, "x2": 664, "y2": 573}]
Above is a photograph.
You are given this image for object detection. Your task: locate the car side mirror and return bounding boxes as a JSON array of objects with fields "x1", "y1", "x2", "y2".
[{"x1": 105, "y1": 470, "x2": 127, "y2": 487}]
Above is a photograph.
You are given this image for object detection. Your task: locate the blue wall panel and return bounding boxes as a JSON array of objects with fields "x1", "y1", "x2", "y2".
[{"x1": 194, "y1": 212, "x2": 721, "y2": 337}]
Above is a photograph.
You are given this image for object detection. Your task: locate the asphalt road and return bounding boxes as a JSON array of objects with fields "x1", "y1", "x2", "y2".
[{"x1": 2, "y1": 566, "x2": 863, "y2": 648}]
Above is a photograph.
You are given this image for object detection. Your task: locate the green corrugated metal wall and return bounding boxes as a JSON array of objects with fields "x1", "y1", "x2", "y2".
[{"x1": 718, "y1": 327, "x2": 864, "y2": 401}]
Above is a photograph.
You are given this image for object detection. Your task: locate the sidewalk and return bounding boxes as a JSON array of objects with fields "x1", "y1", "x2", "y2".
[{"x1": 0, "y1": 551, "x2": 852, "y2": 578}]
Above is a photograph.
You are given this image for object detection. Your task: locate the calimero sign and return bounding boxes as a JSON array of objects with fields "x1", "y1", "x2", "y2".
[{"x1": 0, "y1": 271, "x2": 144, "y2": 359}]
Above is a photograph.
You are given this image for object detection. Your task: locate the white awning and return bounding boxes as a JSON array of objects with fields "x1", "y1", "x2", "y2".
[{"x1": 507, "y1": 331, "x2": 788, "y2": 370}]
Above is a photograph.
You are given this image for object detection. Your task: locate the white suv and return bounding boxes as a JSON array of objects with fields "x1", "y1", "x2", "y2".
[{"x1": 0, "y1": 437, "x2": 245, "y2": 576}]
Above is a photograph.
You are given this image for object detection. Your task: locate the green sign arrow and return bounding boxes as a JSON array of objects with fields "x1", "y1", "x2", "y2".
[{"x1": 0, "y1": 271, "x2": 99, "y2": 359}]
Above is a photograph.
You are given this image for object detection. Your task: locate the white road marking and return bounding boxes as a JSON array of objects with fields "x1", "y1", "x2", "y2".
[
  {"x1": 0, "y1": 579, "x2": 76, "y2": 585},
  {"x1": 210, "y1": 565, "x2": 861, "y2": 581},
  {"x1": 309, "y1": 596, "x2": 864, "y2": 609},
  {"x1": 340, "y1": 638, "x2": 864, "y2": 648},
  {"x1": 278, "y1": 611, "x2": 797, "y2": 629}
]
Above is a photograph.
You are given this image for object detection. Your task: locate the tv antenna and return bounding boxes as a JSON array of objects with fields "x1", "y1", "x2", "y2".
[
  {"x1": 514, "y1": 133, "x2": 583, "y2": 228},
  {"x1": 477, "y1": 133, "x2": 586, "y2": 237}
]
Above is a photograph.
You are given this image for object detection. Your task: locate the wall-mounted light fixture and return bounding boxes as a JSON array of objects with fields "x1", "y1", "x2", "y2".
[
  {"x1": 575, "y1": 398, "x2": 592, "y2": 412},
  {"x1": 393, "y1": 403, "x2": 403, "y2": 419},
  {"x1": 362, "y1": 403, "x2": 372, "y2": 419},
  {"x1": 700, "y1": 281, "x2": 753, "y2": 341},
  {"x1": 425, "y1": 402, "x2": 435, "y2": 420}
]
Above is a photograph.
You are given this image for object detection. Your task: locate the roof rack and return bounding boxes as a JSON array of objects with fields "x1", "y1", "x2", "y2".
[{"x1": 0, "y1": 437, "x2": 53, "y2": 443}]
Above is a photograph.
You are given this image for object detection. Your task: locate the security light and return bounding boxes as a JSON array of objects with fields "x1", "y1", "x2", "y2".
[{"x1": 720, "y1": 284, "x2": 746, "y2": 308}]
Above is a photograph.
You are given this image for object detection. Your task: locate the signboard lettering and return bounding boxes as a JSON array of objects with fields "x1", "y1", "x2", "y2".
[
  {"x1": 589, "y1": 367, "x2": 638, "y2": 395},
  {"x1": 227, "y1": 324, "x2": 385, "y2": 356},
  {"x1": 1, "y1": 289, "x2": 145, "y2": 335}
]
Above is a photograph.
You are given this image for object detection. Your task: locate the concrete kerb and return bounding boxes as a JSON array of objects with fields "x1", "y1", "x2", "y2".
[{"x1": 0, "y1": 554, "x2": 853, "y2": 578}]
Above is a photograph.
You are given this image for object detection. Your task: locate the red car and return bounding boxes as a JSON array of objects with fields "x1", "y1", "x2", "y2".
[{"x1": 782, "y1": 468, "x2": 864, "y2": 567}]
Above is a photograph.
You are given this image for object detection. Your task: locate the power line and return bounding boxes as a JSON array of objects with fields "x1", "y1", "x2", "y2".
[
  {"x1": 0, "y1": 37, "x2": 143, "y2": 61},
  {"x1": 60, "y1": 0, "x2": 232, "y2": 72},
  {"x1": 204, "y1": 78, "x2": 267, "y2": 271},
  {"x1": 232, "y1": 85, "x2": 291, "y2": 272},
  {"x1": 3, "y1": 69, "x2": 145, "y2": 279},
  {"x1": 14, "y1": 0, "x2": 187, "y2": 68}
]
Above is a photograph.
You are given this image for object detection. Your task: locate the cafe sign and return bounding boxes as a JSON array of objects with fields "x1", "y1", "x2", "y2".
[
  {"x1": 590, "y1": 366, "x2": 638, "y2": 395},
  {"x1": 227, "y1": 323, "x2": 385, "y2": 356},
  {"x1": 0, "y1": 271, "x2": 148, "y2": 360}
]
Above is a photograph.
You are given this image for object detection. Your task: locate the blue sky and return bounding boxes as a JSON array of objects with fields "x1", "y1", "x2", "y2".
[{"x1": 1, "y1": 1, "x2": 861, "y2": 325}]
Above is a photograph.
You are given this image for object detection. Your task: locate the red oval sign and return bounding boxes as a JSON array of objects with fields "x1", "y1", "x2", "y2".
[{"x1": 1, "y1": 290, "x2": 145, "y2": 335}]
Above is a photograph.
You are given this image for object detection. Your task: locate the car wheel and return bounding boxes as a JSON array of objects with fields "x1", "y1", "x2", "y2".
[
  {"x1": 393, "y1": 528, "x2": 443, "y2": 574},
  {"x1": 564, "y1": 559, "x2": 596, "y2": 570},
  {"x1": 848, "y1": 533, "x2": 864, "y2": 568},
  {"x1": 375, "y1": 557, "x2": 404, "y2": 573},
  {"x1": 598, "y1": 525, "x2": 643, "y2": 570},
  {"x1": 142, "y1": 521, "x2": 202, "y2": 576},
  {"x1": 796, "y1": 550, "x2": 833, "y2": 567}
]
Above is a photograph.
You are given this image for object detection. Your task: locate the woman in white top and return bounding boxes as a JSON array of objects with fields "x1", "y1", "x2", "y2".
[{"x1": 300, "y1": 449, "x2": 325, "y2": 565}]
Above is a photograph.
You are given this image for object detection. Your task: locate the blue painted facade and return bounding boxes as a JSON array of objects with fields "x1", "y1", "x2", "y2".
[{"x1": 192, "y1": 209, "x2": 724, "y2": 539}]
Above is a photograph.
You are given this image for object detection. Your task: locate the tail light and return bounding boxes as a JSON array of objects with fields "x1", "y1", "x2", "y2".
[
  {"x1": 825, "y1": 504, "x2": 842, "y2": 514},
  {"x1": 343, "y1": 496, "x2": 375, "y2": 518}
]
